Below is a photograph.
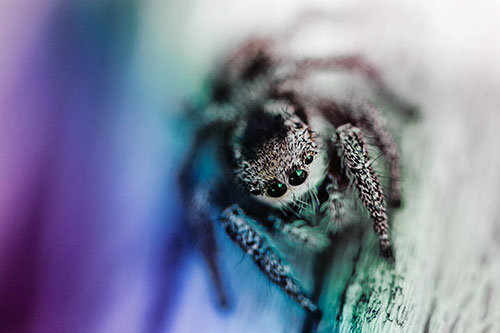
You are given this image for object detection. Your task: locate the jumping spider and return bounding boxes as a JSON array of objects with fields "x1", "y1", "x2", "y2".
[{"x1": 179, "y1": 26, "x2": 415, "y2": 314}]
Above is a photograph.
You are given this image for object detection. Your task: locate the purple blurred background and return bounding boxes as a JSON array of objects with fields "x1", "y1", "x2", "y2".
[{"x1": 0, "y1": 1, "x2": 186, "y2": 331}]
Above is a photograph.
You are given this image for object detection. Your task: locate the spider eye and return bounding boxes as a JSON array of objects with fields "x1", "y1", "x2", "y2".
[
  {"x1": 305, "y1": 155, "x2": 314, "y2": 165},
  {"x1": 250, "y1": 189, "x2": 262, "y2": 196},
  {"x1": 288, "y1": 169, "x2": 307, "y2": 186},
  {"x1": 266, "y1": 181, "x2": 287, "y2": 198}
]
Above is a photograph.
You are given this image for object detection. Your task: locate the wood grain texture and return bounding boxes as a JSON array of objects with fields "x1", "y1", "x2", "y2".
[{"x1": 316, "y1": 81, "x2": 500, "y2": 332}]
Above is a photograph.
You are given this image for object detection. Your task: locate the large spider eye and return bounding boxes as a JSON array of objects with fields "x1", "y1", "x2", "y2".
[
  {"x1": 305, "y1": 155, "x2": 314, "y2": 165},
  {"x1": 288, "y1": 169, "x2": 307, "y2": 186},
  {"x1": 250, "y1": 189, "x2": 262, "y2": 196},
  {"x1": 266, "y1": 181, "x2": 287, "y2": 197}
]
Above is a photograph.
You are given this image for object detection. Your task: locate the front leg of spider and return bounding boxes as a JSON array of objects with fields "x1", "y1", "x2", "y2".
[
  {"x1": 179, "y1": 122, "x2": 231, "y2": 309},
  {"x1": 319, "y1": 99, "x2": 403, "y2": 207},
  {"x1": 348, "y1": 100, "x2": 402, "y2": 208},
  {"x1": 336, "y1": 124, "x2": 394, "y2": 260},
  {"x1": 220, "y1": 205, "x2": 319, "y2": 313}
]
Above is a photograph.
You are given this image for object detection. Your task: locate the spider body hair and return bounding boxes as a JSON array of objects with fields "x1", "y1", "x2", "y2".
[{"x1": 178, "y1": 25, "x2": 416, "y2": 317}]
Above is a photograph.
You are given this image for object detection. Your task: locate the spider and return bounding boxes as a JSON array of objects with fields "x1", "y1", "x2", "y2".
[{"x1": 178, "y1": 22, "x2": 416, "y2": 315}]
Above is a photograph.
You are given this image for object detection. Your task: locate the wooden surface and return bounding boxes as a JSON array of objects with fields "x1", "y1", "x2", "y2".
[
  {"x1": 316, "y1": 81, "x2": 500, "y2": 332},
  {"x1": 164, "y1": 1, "x2": 500, "y2": 332}
]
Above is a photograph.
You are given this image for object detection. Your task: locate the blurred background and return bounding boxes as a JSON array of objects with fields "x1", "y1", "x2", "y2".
[{"x1": 1, "y1": 0, "x2": 499, "y2": 332}]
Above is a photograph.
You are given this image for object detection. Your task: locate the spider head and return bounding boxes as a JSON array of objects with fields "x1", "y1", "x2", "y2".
[{"x1": 233, "y1": 103, "x2": 326, "y2": 207}]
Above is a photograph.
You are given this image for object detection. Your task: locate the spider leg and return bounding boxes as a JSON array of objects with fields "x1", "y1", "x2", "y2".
[
  {"x1": 319, "y1": 100, "x2": 402, "y2": 207},
  {"x1": 222, "y1": 38, "x2": 275, "y2": 83},
  {"x1": 186, "y1": 187, "x2": 229, "y2": 308},
  {"x1": 335, "y1": 124, "x2": 394, "y2": 259},
  {"x1": 294, "y1": 55, "x2": 418, "y2": 119},
  {"x1": 220, "y1": 205, "x2": 318, "y2": 313},
  {"x1": 349, "y1": 100, "x2": 402, "y2": 207},
  {"x1": 179, "y1": 122, "x2": 231, "y2": 308},
  {"x1": 321, "y1": 174, "x2": 347, "y2": 232},
  {"x1": 273, "y1": 217, "x2": 331, "y2": 252}
]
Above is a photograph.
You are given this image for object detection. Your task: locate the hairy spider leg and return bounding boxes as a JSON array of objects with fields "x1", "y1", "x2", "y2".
[
  {"x1": 188, "y1": 188, "x2": 229, "y2": 308},
  {"x1": 294, "y1": 55, "x2": 418, "y2": 119},
  {"x1": 335, "y1": 124, "x2": 394, "y2": 259},
  {"x1": 348, "y1": 100, "x2": 402, "y2": 207},
  {"x1": 220, "y1": 205, "x2": 318, "y2": 313},
  {"x1": 220, "y1": 38, "x2": 276, "y2": 84},
  {"x1": 179, "y1": 122, "x2": 230, "y2": 308},
  {"x1": 273, "y1": 217, "x2": 331, "y2": 252},
  {"x1": 319, "y1": 100, "x2": 402, "y2": 207},
  {"x1": 322, "y1": 173, "x2": 347, "y2": 232}
]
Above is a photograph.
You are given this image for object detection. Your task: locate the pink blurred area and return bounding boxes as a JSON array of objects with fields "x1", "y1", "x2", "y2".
[{"x1": 0, "y1": 1, "x2": 56, "y2": 252}]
